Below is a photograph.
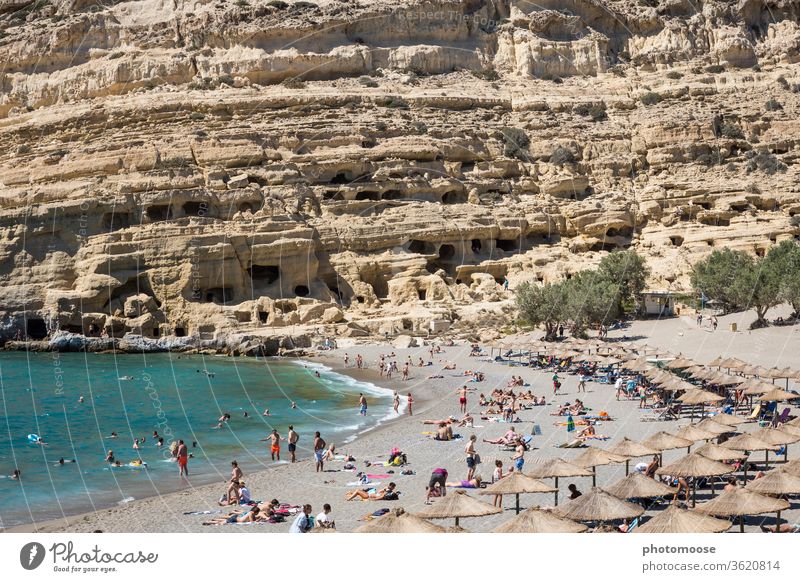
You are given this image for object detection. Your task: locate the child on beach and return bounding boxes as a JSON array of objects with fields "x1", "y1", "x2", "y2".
[{"x1": 407, "y1": 393, "x2": 413, "y2": 415}]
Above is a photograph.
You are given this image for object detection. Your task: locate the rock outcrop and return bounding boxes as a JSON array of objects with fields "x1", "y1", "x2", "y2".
[{"x1": 1, "y1": 0, "x2": 800, "y2": 343}]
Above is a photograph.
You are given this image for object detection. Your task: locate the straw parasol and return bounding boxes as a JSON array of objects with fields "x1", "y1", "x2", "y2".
[
  {"x1": 661, "y1": 377, "x2": 698, "y2": 392},
  {"x1": 783, "y1": 459, "x2": 800, "y2": 477},
  {"x1": 655, "y1": 453, "x2": 734, "y2": 506},
  {"x1": 741, "y1": 378, "x2": 776, "y2": 395},
  {"x1": 694, "y1": 487, "x2": 789, "y2": 532},
  {"x1": 606, "y1": 438, "x2": 659, "y2": 475},
  {"x1": 678, "y1": 389, "x2": 724, "y2": 404},
  {"x1": 552, "y1": 487, "x2": 644, "y2": 523},
  {"x1": 744, "y1": 469, "x2": 800, "y2": 496},
  {"x1": 668, "y1": 357, "x2": 696, "y2": 369},
  {"x1": 526, "y1": 459, "x2": 593, "y2": 505},
  {"x1": 354, "y1": 508, "x2": 446, "y2": 533},
  {"x1": 707, "y1": 356, "x2": 724, "y2": 367},
  {"x1": 707, "y1": 412, "x2": 746, "y2": 426},
  {"x1": 694, "y1": 442, "x2": 746, "y2": 462},
  {"x1": 492, "y1": 507, "x2": 588, "y2": 533},
  {"x1": 625, "y1": 357, "x2": 654, "y2": 373},
  {"x1": 752, "y1": 427, "x2": 800, "y2": 467},
  {"x1": 722, "y1": 432, "x2": 780, "y2": 479},
  {"x1": 642, "y1": 431, "x2": 693, "y2": 452},
  {"x1": 478, "y1": 472, "x2": 556, "y2": 514},
  {"x1": 707, "y1": 373, "x2": 744, "y2": 386},
  {"x1": 635, "y1": 505, "x2": 731, "y2": 533},
  {"x1": 570, "y1": 447, "x2": 628, "y2": 487},
  {"x1": 695, "y1": 418, "x2": 734, "y2": 435},
  {"x1": 415, "y1": 491, "x2": 502, "y2": 527},
  {"x1": 718, "y1": 357, "x2": 748, "y2": 370},
  {"x1": 759, "y1": 388, "x2": 798, "y2": 402},
  {"x1": 605, "y1": 472, "x2": 676, "y2": 500},
  {"x1": 673, "y1": 425, "x2": 717, "y2": 449}
]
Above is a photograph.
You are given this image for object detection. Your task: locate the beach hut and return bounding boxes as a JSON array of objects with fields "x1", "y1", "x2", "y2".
[
  {"x1": 552, "y1": 487, "x2": 644, "y2": 524},
  {"x1": 694, "y1": 442, "x2": 746, "y2": 462},
  {"x1": 415, "y1": 491, "x2": 501, "y2": 527},
  {"x1": 635, "y1": 505, "x2": 731, "y2": 533},
  {"x1": 655, "y1": 453, "x2": 734, "y2": 506},
  {"x1": 570, "y1": 447, "x2": 628, "y2": 487},
  {"x1": 477, "y1": 472, "x2": 556, "y2": 514},
  {"x1": 605, "y1": 472, "x2": 676, "y2": 500},
  {"x1": 354, "y1": 508, "x2": 446, "y2": 533},
  {"x1": 492, "y1": 507, "x2": 588, "y2": 533},
  {"x1": 606, "y1": 438, "x2": 659, "y2": 475},
  {"x1": 694, "y1": 488, "x2": 789, "y2": 532},
  {"x1": 525, "y1": 458, "x2": 593, "y2": 505}
]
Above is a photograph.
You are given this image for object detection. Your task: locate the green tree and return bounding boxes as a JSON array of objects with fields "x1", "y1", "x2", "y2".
[
  {"x1": 764, "y1": 240, "x2": 800, "y2": 316},
  {"x1": 566, "y1": 271, "x2": 621, "y2": 337},
  {"x1": 598, "y1": 249, "x2": 650, "y2": 314},
  {"x1": 516, "y1": 280, "x2": 568, "y2": 341}
]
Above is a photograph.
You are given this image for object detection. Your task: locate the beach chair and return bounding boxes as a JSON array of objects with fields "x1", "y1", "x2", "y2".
[
  {"x1": 625, "y1": 517, "x2": 639, "y2": 533},
  {"x1": 657, "y1": 403, "x2": 680, "y2": 421},
  {"x1": 745, "y1": 403, "x2": 762, "y2": 422},
  {"x1": 772, "y1": 407, "x2": 791, "y2": 427}
]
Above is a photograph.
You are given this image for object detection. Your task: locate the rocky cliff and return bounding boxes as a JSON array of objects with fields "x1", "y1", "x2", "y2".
[{"x1": 1, "y1": 0, "x2": 800, "y2": 344}]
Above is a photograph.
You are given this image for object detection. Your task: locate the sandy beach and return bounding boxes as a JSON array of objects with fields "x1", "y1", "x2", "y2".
[{"x1": 9, "y1": 306, "x2": 800, "y2": 533}]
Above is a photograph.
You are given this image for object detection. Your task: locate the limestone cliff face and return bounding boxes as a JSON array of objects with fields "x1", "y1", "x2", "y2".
[{"x1": 1, "y1": 0, "x2": 799, "y2": 341}]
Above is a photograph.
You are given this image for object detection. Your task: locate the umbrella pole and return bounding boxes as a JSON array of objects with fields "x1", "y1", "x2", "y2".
[
  {"x1": 554, "y1": 477, "x2": 559, "y2": 506},
  {"x1": 776, "y1": 510, "x2": 782, "y2": 531},
  {"x1": 592, "y1": 465, "x2": 597, "y2": 487},
  {"x1": 625, "y1": 460, "x2": 630, "y2": 476},
  {"x1": 784, "y1": 445, "x2": 788, "y2": 464},
  {"x1": 765, "y1": 449, "x2": 769, "y2": 470},
  {"x1": 692, "y1": 480, "x2": 696, "y2": 508},
  {"x1": 515, "y1": 493, "x2": 520, "y2": 515},
  {"x1": 740, "y1": 515, "x2": 744, "y2": 533},
  {"x1": 455, "y1": 516, "x2": 460, "y2": 528}
]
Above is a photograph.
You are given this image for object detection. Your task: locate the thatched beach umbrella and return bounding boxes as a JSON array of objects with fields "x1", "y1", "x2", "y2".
[
  {"x1": 694, "y1": 488, "x2": 789, "y2": 532},
  {"x1": 707, "y1": 373, "x2": 743, "y2": 387},
  {"x1": 635, "y1": 505, "x2": 731, "y2": 533},
  {"x1": 415, "y1": 490, "x2": 501, "y2": 527},
  {"x1": 707, "y1": 412, "x2": 746, "y2": 426},
  {"x1": 723, "y1": 433, "x2": 780, "y2": 481},
  {"x1": 673, "y1": 425, "x2": 716, "y2": 451},
  {"x1": 695, "y1": 418, "x2": 735, "y2": 435},
  {"x1": 642, "y1": 431, "x2": 693, "y2": 452},
  {"x1": 552, "y1": 487, "x2": 644, "y2": 523},
  {"x1": 625, "y1": 357, "x2": 654, "y2": 373},
  {"x1": 669, "y1": 357, "x2": 696, "y2": 369},
  {"x1": 354, "y1": 508, "x2": 446, "y2": 533},
  {"x1": 718, "y1": 357, "x2": 748, "y2": 371},
  {"x1": 782, "y1": 459, "x2": 800, "y2": 477},
  {"x1": 741, "y1": 378, "x2": 775, "y2": 395},
  {"x1": 694, "y1": 442, "x2": 747, "y2": 462},
  {"x1": 759, "y1": 388, "x2": 797, "y2": 402},
  {"x1": 745, "y1": 469, "x2": 800, "y2": 496},
  {"x1": 605, "y1": 472, "x2": 676, "y2": 500},
  {"x1": 570, "y1": 447, "x2": 628, "y2": 487},
  {"x1": 526, "y1": 459, "x2": 593, "y2": 505},
  {"x1": 679, "y1": 389, "x2": 724, "y2": 405},
  {"x1": 492, "y1": 507, "x2": 588, "y2": 533},
  {"x1": 656, "y1": 453, "x2": 734, "y2": 506},
  {"x1": 478, "y1": 472, "x2": 556, "y2": 514},
  {"x1": 606, "y1": 438, "x2": 659, "y2": 475},
  {"x1": 707, "y1": 356, "x2": 724, "y2": 368},
  {"x1": 752, "y1": 427, "x2": 800, "y2": 465}
]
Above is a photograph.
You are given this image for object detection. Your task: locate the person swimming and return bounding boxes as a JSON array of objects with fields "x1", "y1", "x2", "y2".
[
  {"x1": 56, "y1": 458, "x2": 76, "y2": 465},
  {"x1": 262, "y1": 409, "x2": 271, "y2": 416},
  {"x1": 78, "y1": 396, "x2": 84, "y2": 403},
  {"x1": 291, "y1": 402, "x2": 297, "y2": 409}
]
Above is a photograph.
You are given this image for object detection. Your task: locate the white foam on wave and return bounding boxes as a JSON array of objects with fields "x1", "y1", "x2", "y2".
[{"x1": 118, "y1": 496, "x2": 135, "y2": 504}]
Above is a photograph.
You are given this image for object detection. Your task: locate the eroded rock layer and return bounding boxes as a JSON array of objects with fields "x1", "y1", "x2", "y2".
[{"x1": 1, "y1": 0, "x2": 800, "y2": 341}]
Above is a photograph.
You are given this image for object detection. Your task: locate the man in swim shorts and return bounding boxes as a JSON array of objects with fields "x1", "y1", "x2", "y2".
[
  {"x1": 287, "y1": 426, "x2": 299, "y2": 463},
  {"x1": 261, "y1": 429, "x2": 284, "y2": 461},
  {"x1": 512, "y1": 440, "x2": 525, "y2": 472},
  {"x1": 313, "y1": 432, "x2": 326, "y2": 472},
  {"x1": 359, "y1": 393, "x2": 367, "y2": 416},
  {"x1": 177, "y1": 439, "x2": 189, "y2": 476},
  {"x1": 459, "y1": 385, "x2": 468, "y2": 414}
]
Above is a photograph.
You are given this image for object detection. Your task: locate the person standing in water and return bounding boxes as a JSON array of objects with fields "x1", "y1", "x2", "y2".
[
  {"x1": 392, "y1": 391, "x2": 400, "y2": 414},
  {"x1": 358, "y1": 393, "x2": 367, "y2": 416},
  {"x1": 287, "y1": 426, "x2": 299, "y2": 463},
  {"x1": 177, "y1": 439, "x2": 189, "y2": 477},
  {"x1": 407, "y1": 393, "x2": 414, "y2": 415}
]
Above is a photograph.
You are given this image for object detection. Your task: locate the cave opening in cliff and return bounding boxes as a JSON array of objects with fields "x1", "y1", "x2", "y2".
[
  {"x1": 461, "y1": 162, "x2": 475, "y2": 173},
  {"x1": 183, "y1": 201, "x2": 211, "y2": 217},
  {"x1": 606, "y1": 226, "x2": 633, "y2": 238},
  {"x1": 355, "y1": 191, "x2": 379, "y2": 201},
  {"x1": 418, "y1": 289, "x2": 427, "y2": 301},
  {"x1": 670, "y1": 235, "x2": 684, "y2": 247},
  {"x1": 25, "y1": 318, "x2": 48, "y2": 340},
  {"x1": 205, "y1": 288, "x2": 233, "y2": 304},
  {"x1": 102, "y1": 211, "x2": 131, "y2": 231},
  {"x1": 323, "y1": 190, "x2": 344, "y2": 201},
  {"x1": 247, "y1": 264, "x2": 280, "y2": 285},
  {"x1": 238, "y1": 202, "x2": 255, "y2": 213},
  {"x1": 588, "y1": 241, "x2": 618, "y2": 252},
  {"x1": 294, "y1": 285, "x2": 310, "y2": 297},
  {"x1": 258, "y1": 311, "x2": 268, "y2": 323},
  {"x1": 495, "y1": 239, "x2": 519, "y2": 252},
  {"x1": 331, "y1": 172, "x2": 353, "y2": 184},
  {"x1": 407, "y1": 240, "x2": 436, "y2": 255},
  {"x1": 471, "y1": 239, "x2": 482, "y2": 254},
  {"x1": 174, "y1": 327, "x2": 186, "y2": 337},
  {"x1": 438, "y1": 244, "x2": 455, "y2": 260},
  {"x1": 382, "y1": 190, "x2": 403, "y2": 200},
  {"x1": 442, "y1": 191, "x2": 467, "y2": 204},
  {"x1": 146, "y1": 205, "x2": 173, "y2": 221}
]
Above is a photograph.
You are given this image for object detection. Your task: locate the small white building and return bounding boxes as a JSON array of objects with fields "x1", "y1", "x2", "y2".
[{"x1": 641, "y1": 291, "x2": 676, "y2": 317}]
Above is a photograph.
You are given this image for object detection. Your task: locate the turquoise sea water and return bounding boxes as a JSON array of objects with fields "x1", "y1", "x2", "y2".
[{"x1": 0, "y1": 352, "x2": 393, "y2": 528}]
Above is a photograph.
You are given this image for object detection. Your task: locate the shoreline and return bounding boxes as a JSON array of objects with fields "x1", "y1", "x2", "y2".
[{"x1": 2, "y1": 349, "x2": 427, "y2": 533}]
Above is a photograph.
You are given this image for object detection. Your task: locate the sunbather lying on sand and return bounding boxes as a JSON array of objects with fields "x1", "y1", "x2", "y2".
[
  {"x1": 483, "y1": 428, "x2": 518, "y2": 445},
  {"x1": 446, "y1": 476, "x2": 482, "y2": 488},
  {"x1": 203, "y1": 506, "x2": 265, "y2": 525},
  {"x1": 345, "y1": 482, "x2": 398, "y2": 501}
]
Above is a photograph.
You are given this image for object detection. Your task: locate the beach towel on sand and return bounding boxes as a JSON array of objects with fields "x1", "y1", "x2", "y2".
[{"x1": 366, "y1": 474, "x2": 391, "y2": 479}]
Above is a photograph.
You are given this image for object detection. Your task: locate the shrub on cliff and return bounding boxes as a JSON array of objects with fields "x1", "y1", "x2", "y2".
[
  {"x1": 549, "y1": 146, "x2": 576, "y2": 166},
  {"x1": 500, "y1": 127, "x2": 530, "y2": 160},
  {"x1": 471, "y1": 68, "x2": 500, "y2": 81},
  {"x1": 719, "y1": 122, "x2": 744, "y2": 139},
  {"x1": 640, "y1": 92, "x2": 662, "y2": 106}
]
